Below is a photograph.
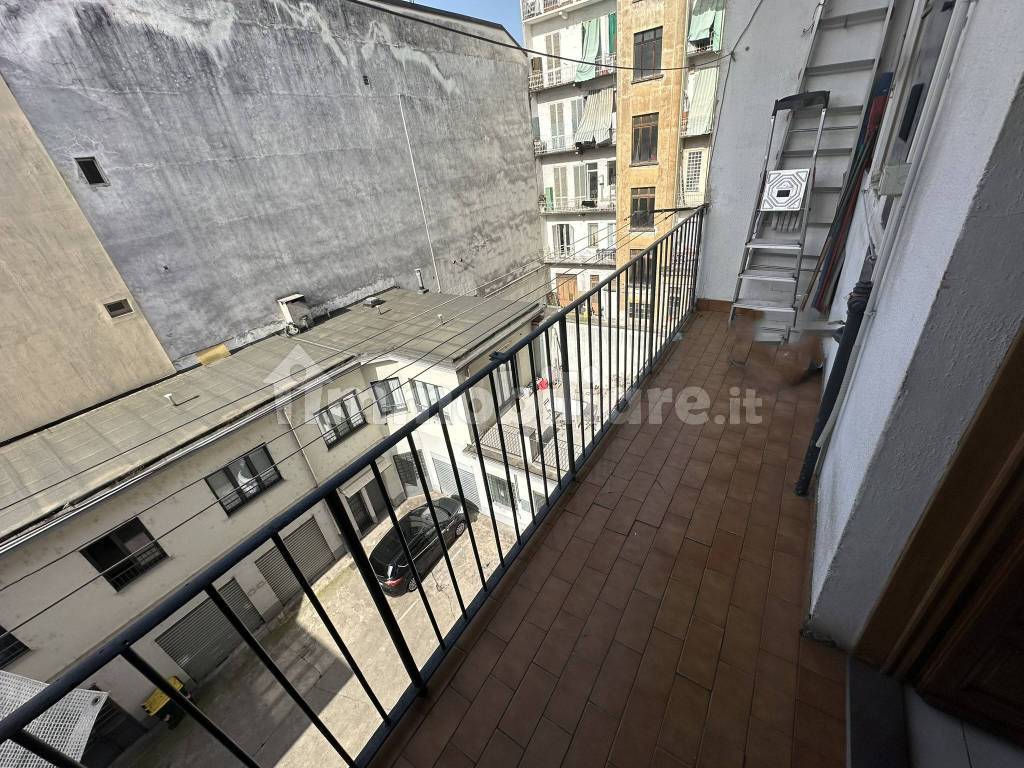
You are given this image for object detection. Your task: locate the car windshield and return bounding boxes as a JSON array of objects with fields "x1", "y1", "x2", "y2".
[{"x1": 435, "y1": 497, "x2": 460, "y2": 516}]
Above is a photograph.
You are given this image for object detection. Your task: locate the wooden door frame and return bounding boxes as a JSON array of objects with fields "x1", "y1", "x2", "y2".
[{"x1": 856, "y1": 324, "x2": 1024, "y2": 677}]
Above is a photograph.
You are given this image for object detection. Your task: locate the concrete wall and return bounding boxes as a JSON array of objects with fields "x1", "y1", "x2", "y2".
[
  {"x1": 696, "y1": 0, "x2": 819, "y2": 300},
  {"x1": 0, "y1": 0, "x2": 540, "y2": 367},
  {"x1": 0, "y1": 76, "x2": 174, "y2": 442},
  {"x1": 807, "y1": 1, "x2": 1024, "y2": 648},
  {"x1": 614, "y1": 0, "x2": 688, "y2": 261}
]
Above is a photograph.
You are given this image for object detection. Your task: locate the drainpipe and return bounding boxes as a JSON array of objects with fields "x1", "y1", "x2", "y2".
[
  {"x1": 795, "y1": 269, "x2": 873, "y2": 496},
  {"x1": 399, "y1": 93, "x2": 442, "y2": 292}
]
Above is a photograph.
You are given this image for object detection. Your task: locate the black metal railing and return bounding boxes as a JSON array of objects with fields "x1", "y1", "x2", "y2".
[{"x1": 0, "y1": 207, "x2": 705, "y2": 768}]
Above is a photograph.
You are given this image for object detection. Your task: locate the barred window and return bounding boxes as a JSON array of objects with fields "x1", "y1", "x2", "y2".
[
  {"x1": 206, "y1": 445, "x2": 282, "y2": 514},
  {"x1": 81, "y1": 518, "x2": 167, "y2": 591},
  {"x1": 316, "y1": 392, "x2": 366, "y2": 447}
]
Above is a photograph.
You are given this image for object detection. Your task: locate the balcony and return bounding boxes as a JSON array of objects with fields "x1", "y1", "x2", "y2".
[
  {"x1": 528, "y1": 55, "x2": 616, "y2": 92},
  {"x1": 540, "y1": 193, "x2": 616, "y2": 215},
  {"x1": 534, "y1": 128, "x2": 616, "y2": 157},
  {"x1": 0, "y1": 210, "x2": 750, "y2": 768},
  {"x1": 522, "y1": 0, "x2": 597, "y2": 21},
  {"x1": 542, "y1": 247, "x2": 617, "y2": 265}
]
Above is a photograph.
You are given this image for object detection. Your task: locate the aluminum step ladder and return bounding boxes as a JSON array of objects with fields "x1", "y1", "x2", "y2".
[
  {"x1": 729, "y1": 90, "x2": 829, "y2": 334},
  {"x1": 729, "y1": 0, "x2": 894, "y2": 340}
]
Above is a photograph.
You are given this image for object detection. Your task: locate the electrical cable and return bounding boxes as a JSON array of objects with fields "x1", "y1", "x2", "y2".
[
  {"x1": 0, "y1": 255, "x2": 547, "y2": 515},
  {"x1": 0, "y1": 214, "x2": 676, "y2": 641},
  {"x1": 0, "y1": 213, "x2": 673, "y2": 614}
]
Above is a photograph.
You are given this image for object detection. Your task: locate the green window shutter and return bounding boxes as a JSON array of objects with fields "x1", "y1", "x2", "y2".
[{"x1": 608, "y1": 13, "x2": 617, "y2": 55}]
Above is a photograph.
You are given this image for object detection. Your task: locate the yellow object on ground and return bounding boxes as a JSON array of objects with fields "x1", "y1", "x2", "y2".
[{"x1": 142, "y1": 676, "x2": 185, "y2": 717}]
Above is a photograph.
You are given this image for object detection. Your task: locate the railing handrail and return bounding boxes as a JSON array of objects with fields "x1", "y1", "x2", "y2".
[{"x1": 0, "y1": 205, "x2": 708, "y2": 762}]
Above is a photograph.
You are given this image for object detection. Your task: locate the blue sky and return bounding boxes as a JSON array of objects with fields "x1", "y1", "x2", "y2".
[{"x1": 417, "y1": 0, "x2": 524, "y2": 43}]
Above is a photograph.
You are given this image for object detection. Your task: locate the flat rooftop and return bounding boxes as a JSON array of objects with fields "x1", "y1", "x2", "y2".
[{"x1": 0, "y1": 288, "x2": 541, "y2": 548}]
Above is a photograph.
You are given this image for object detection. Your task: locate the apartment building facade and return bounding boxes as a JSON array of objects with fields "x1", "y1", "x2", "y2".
[
  {"x1": 523, "y1": 0, "x2": 620, "y2": 308},
  {"x1": 0, "y1": 289, "x2": 544, "y2": 764},
  {"x1": 0, "y1": 0, "x2": 539, "y2": 442}
]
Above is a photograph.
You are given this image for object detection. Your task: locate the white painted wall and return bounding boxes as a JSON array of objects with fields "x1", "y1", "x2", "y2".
[
  {"x1": 807, "y1": 1, "x2": 1024, "y2": 647},
  {"x1": 695, "y1": 0, "x2": 821, "y2": 300}
]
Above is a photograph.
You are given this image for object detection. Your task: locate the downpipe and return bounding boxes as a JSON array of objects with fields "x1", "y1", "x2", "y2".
[{"x1": 794, "y1": 276, "x2": 873, "y2": 496}]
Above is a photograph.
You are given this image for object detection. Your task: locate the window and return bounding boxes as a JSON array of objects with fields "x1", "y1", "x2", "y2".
[
  {"x1": 206, "y1": 445, "x2": 282, "y2": 513},
  {"x1": 633, "y1": 28, "x2": 663, "y2": 80},
  {"x1": 81, "y1": 519, "x2": 167, "y2": 591},
  {"x1": 552, "y1": 223, "x2": 573, "y2": 255},
  {"x1": 684, "y1": 149, "x2": 705, "y2": 194},
  {"x1": 630, "y1": 187, "x2": 656, "y2": 229},
  {"x1": 411, "y1": 379, "x2": 443, "y2": 411},
  {"x1": 486, "y1": 473, "x2": 514, "y2": 507},
  {"x1": 103, "y1": 299, "x2": 133, "y2": 318},
  {"x1": 492, "y1": 365, "x2": 515, "y2": 409},
  {"x1": 631, "y1": 113, "x2": 659, "y2": 164},
  {"x1": 394, "y1": 451, "x2": 425, "y2": 487},
  {"x1": 316, "y1": 392, "x2": 366, "y2": 447},
  {"x1": 628, "y1": 302, "x2": 651, "y2": 319},
  {"x1": 371, "y1": 378, "x2": 407, "y2": 416},
  {"x1": 549, "y1": 102, "x2": 565, "y2": 141},
  {"x1": 75, "y1": 157, "x2": 108, "y2": 186},
  {"x1": 588, "y1": 223, "x2": 600, "y2": 247},
  {"x1": 570, "y1": 97, "x2": 585, "y2": 134},
  {"x1": 0, "y1": 626, "x2": 29, "y2": 668}
]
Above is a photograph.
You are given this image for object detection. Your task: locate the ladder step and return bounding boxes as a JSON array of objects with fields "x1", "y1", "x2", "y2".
[
  {"x1": 746, "y1": 238, "x2": 803, "y2": 251},
  {"x1": 805, "y1": 58, "x2": 876, "y2": 77},
  {"x1": 782, "y1": 147, "x2": 855, "y2": 158},
  {"x1": 813, "y1": 185, "x2": 843, "y2": 193},
  {"x1": 818, "y1": 6, "x2": 889, "y2": 29},
  {"x1": 732, "y1": 298, "x2": 798, "y2": 314},
  {"x1": 739, "y1": 269, "x2": 798, "y2": 284}
]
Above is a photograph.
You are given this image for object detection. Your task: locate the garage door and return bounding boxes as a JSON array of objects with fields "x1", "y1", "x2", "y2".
[
  {"x1": 432, "y1": 457, "x2": 481, "y2": 508},
  {"x1": 255, "y1": 517, "x2": 336, "y2": 604},
  {"x1": 154, "y1": 579, "x2": 263, "y2": 682}
]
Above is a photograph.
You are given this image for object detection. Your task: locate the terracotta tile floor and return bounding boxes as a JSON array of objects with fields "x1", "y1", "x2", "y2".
[{"x1": 371, "y1": 312, "x2": 847, "y2": 768}]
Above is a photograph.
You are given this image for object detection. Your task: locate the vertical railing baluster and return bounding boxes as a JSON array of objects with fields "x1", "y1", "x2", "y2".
[
  {"x1": 204, "y1": 585, "x2": 355, "y2": 765},
  {"x1": 558, "y1": 315, "x2": 576, "y2": 475},
  {"x1": 438, "y1": 410, "x2": 487, "y2": 590},
  {"x1": 616, "y1": 273, "x2": 623, "y2": 408},
  {"x1": 573, "y1": 305, "x2": 585, "y2": 455},
  {"x1": 271, "y1": 531, "x2": 390, "y2": 722},
  {"x1": 543, "y1": 328, "x2": 563, "y2": 482},
  {"x1": 369, "y1": 461, "x2": 446, "y2": 647},
  {"x1": 463, "y1": 391, "x2": 506, "y2": 568},
  {"x1": 693, "y1": 209, "x2": 705, "y2": 314},
  {"x1": 406, "y1": 435, "x2": 468, "y2": 619},
  {"x1": 597, "y1": 286, "x2": 604, "y2": 428},
  {"x1": 324, "y1": 491, "x2": 425, "y2": 688},
  {"x1": 508, "y1": 353, "x2": 537, "y2": 525},
  {"x1": 587, "y1": 294, "x2": 595, "y2": 446},
  {"x1": 527, "y1": 342, "x2": 551, "y2": 503},
  {"x1": 647, "y1": 249, "x2": 657, "y2": 370},
  {"x1": 122, "y1": 648, "x2": 263, "y2": 768},
  {"x1": 488, "y1": 370, "x2": 523, "y2": 544}
]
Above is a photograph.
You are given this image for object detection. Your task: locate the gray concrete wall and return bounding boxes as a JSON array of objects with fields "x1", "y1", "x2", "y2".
[
  {"x1": 807, "y1": 1, "x2": 1024, "y2": 648},
  {"x1": 0, "y1": 0, "x2": 541, "y2": 366},
  {"x1": 695, "y1": 0, "x2": 819, "y2": 301},
  {"x1": 0, "y1": 75, "x2": 174, "y2": 442}
]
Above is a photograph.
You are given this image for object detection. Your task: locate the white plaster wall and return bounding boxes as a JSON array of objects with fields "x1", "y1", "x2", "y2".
[
  {"x1": 695, "y1": 0, "x2": 820, "y2": 300},
  {"x1": 808, "y1": 1, "x2": 1024, "y2": 647}
]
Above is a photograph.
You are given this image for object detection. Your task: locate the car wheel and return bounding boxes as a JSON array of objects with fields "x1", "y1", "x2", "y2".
[
  {"x1": 406, "y1": 576, "x2": 418, "y2": 593},
  {"x1": 455, "y1": 519, "x2": 467, "y2": 537}
]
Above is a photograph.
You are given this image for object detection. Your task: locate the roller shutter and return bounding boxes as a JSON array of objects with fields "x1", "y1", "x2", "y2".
[
  {"x1": 432, "y1": 457, "x2": 481, "y2": 509},
  {"x1": 255, "y1": 517, "x2": 336, "y2": 604},
  {"x1": 154, "y1": 578, "x2": 262, "y2": 682}
]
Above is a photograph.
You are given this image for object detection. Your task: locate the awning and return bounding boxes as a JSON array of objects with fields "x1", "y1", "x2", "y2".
[
  {"x1": 684, "y1": 66, "x2": 719, "y2": 136},
  {"x1": 688, "y1": 0, "x2": 723, "y2": 51},
  {"x1": 575, "y1": 17, "x2": 601, "y2": 82},
  {"x1": 574, "y1": 88, "x2": 614, "y2": 148}
]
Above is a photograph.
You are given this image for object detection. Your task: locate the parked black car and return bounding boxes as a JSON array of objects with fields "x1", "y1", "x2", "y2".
[{"x1": 369, "y1": 496, "x2": 476, "y2": 596}]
